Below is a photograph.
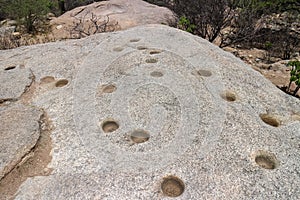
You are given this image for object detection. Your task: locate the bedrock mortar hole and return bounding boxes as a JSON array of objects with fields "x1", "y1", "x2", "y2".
[
  {"x1": 221, "y1": 90, "x2": 237, "y2": 102},
  {"x1": 130, "y1": 129, "x2": 150, "y2": 143},
  {"x1": 149, "y1": 50, "x2": 162, "y2": 55},
  {"x1": 113, "y1": 47, "x2": 124, "y2": 52},
  {"x1": 161, "y1": 176, "x2": 185, "y2": 197},
  {"x1": 4, "y1": 66, "x2": 16, "y2": 71},
  {"x1": 130, "y1": 39, "x2": 140, "y2": 43},
  {"x1": 40, "y1": 76, "x2": 55, "y2": 84},
  {"x1": 102, "y1": 120, "x2": 119, "y2": 133},
  {"x1": 197, "y1": 69, "x2": 212, "y2": 77},
  {"x1": 259, "y1": 114, "x2": 280, "y2": 127},
  {"x1": 55, "y1": 79, "x2": 69, "y2": 87},
  {"x1": 146, "y1": 58, "x2": 158, "y2": 63},
  {"x1": 150, "y1": 71, "x2": 163, "y2": 77},
  {"x1": 137, "y1": 46, "x2": 148, "y2": 50},
  {"x1": 102, "y1": 84, "x2": 117, "y2": 93},
  {"x1": 254, "y1": 150, "x2": 278, "y2": 170}
]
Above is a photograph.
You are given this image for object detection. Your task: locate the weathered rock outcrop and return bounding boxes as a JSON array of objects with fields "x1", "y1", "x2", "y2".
[
  {"x1": 50, "y1": 0, "x2": 176, "y2": 39},
  {"x1": 0, "y1": 25, "x2": 299, "y2": 199}
]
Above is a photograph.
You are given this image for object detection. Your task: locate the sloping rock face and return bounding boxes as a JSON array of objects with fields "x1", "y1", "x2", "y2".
[
  {"x1": 0, "y1": 25, "x2": 299, "y2": 199},
  {"x1": 0, "y1": 104, "x2": 42, "y2": 180},
  {"x1": 50, "y1": 0, "x2": 176, "y2": 39}
]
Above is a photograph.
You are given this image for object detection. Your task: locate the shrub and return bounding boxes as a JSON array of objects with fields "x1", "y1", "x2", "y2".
[
  {"x1": 287, "y1": 60, "x2": 300, "y2": 95},
  {"x1": 173, "y1": 0, "x2": 235, "y2": 43},
  {"x1": 178, "y1": 16, "x2": 196, "y2": 33}
]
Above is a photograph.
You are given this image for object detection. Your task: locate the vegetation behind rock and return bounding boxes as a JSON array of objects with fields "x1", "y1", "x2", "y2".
[
  {"x1": 0, "y1": 0, "x2": 51, "y2": 33},
  {"x1": 146, "y1": 0, "x2": 300, "y2": 60}
]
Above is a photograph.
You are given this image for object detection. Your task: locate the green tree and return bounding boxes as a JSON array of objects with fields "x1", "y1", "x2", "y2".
[{"x1": 0, "y1": 0, "x2": 51, "y2": 33}]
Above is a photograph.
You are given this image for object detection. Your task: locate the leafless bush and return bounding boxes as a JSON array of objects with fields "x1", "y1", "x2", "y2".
[
  {"x1": 224, "y1": 11, "x2": 300, "y2": 59},
  {"x1": 70, "y1": 12, "x2": 118, "y2": 39},
  {"x1": 220, "y1": 11, "x2": 260, "y2": 47},
  {"x1": 250, "y1": 28, "x2": 300, "y2": 60}
]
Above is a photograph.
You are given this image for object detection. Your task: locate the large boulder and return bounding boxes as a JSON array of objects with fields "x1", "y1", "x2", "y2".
[
  {"x1": 50, "y1": 0, "x2": 176, "y2": 39},
  {"x1": 0, "y1": 25, "x2": 299, "y2": 199}
]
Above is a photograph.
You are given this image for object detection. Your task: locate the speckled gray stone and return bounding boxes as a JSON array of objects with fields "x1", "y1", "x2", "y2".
[
  {"x1": 0, "y1": 25, "x2": 299, "y2": 199},
  {"x1": 0, "y1": 66, "x2": 33, "y2": 102},
  {"x1": 0, "y1": 103, "x2": 42, "y2": 180}
]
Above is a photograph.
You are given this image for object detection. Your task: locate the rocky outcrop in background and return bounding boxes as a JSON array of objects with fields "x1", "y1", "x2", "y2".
[{"x1": 50, "y1": 0, "x2": 176, "y2": 39}]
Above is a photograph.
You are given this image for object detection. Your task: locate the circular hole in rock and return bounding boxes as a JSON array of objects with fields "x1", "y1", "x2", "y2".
[
  {"x1": 150, "y1": 50, "x2": 162, "y2": 55},
  {"x1": 161, "y1": 176, "x2": 185, "y2": 197},
  {"x1": 146, "y1": 58, "x2": 158, "y2": 63},
  {"x1": 102, "y1": 84, "x2": 117, "y2": 93},
  {"x1": 197, "y1": 69, "x2": 212, "y2": 77},
  {"x1": 221, "y1": 90, "x2": 236, "y2": 102},
  {"x1": 150, "y1": 71, "x2": 163, "y2": 77},
  {"x1": 130, "y1": 39, "x2": 140, "y2": 43},
  {"x1": 259, "y1": 114, "x2": 280, "y2": 127},
  {"x1": 137, "y1": 46, "x2": 148, "y2": 50},
  {"x1": 4, "y1": 66, "x2": 16, "y2": 71},
  {"x1": 55, "y1": 79, "x2": 69, "y2": 87},
  {"x1": 130, "y1": 129, "x2": 150, "y2": 143},
  {"x1": 254, "y1": 150, "x2": 278, "y2": 170},
  {"x1": 113, "y1": 47, "x2": 124, "y2": 52},
  {"x1": 40, "y1": 76, "x2": 55, "y2": 84},
  {"x1": 102, "y1": 120, "x2": 119, "y2": 133}
]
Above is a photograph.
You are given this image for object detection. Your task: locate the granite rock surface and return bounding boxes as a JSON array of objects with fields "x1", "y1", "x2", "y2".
[
  {"x1": 0, "y1": 25, "x2": 299, "y2": 199},
  {"x1": 0, "y1": 104, "x2": 42, "y2": 180}
]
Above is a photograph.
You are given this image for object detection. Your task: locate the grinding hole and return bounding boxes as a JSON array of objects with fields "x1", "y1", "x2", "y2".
[
  {"x1": 102, "y1": 84, "x2": 117, "y2": 93},
  {"x1": 150, "y1": 71, "x2": 163, "y2": 77},
  {"x1": 150, "y1": 50, "x2": 162, "y2": 55},
  {"x1": 146, "y1": 58, "x2": 158, "y2": 63},
  {"x1": 259, "y1": 114, "x2": 280, "y2": 127},
  {"x1": 55, "y1": 79, "x2": 69, "y2": 87},
  {"x1": 221, "y1": 91, "x2": 236, "y2": 102},
  {"x1": 253, "y1": 150, "x2": 278, "y2": 170},
  {"x1": 130, "y1": 39, "x2": 140, "y2": 43},
  {"x1": 40, "y1": 76, "x2": 55, "y2": 84},
  {"x1": 161, "y1": 176, "x2": 185, "y2": 197},
  {"x1": 102, "y1": 120, "x2": 119, "y2": 133},
  {"x1": 4, "y1": 66, "x2": 16, "y2": 71},
  {"x1": 113, "y1": 47, "x2": 124, "y2": 52},
  {"x1": 197, "y1": 70, "x2": 212, "y2": 77},
  {"x1": 130, "y1": 129, "x2": 150, "y2": 143},
  {"x1": 137, "y1": 46, "x2": 148, "y2": 50}
]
